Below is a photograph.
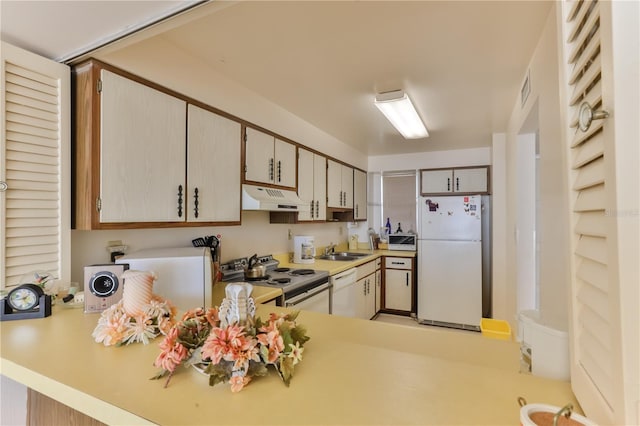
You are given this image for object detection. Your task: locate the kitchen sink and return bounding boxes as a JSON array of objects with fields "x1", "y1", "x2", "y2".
[
  {"x1": 334, "y1": 252, "x2": 369, "y2": 257},
  {"x1": 316, "y1": 252, "x2": 370, "y2": 261},
  {"x1": 316, "y1": 254, "x2": 360, "y2": 261}
]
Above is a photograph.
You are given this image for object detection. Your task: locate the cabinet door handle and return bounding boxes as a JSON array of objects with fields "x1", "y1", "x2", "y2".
[
  {"x1": 406, "y1": 273, "x2": 409, "y2": 286},
  {"x1": 316, "y1": 200, "x2": 319, "y2": 217},
  {"x1": 277, "y1": 160, "x2": 282, "y2": 182},
  {"x1": 177, "y1": 185, "x2": 183, "y2": 218},
  {"x1": 456, "y1": 177, "x2": 459, "y2": 191},
  {"x1": 0, "y1": 181, "x2": 7, "y2": 192},
  {"x1": 269, "y1": 158, "x2": 274, "y2": 181},
  {"x1": 355, "y1": 204, "x2": 358, "y2": 217},
  {"x1": 447, "y1": 177, "x2": 451, "y2": 191},
  {"x1": 363, "y1": 281, "x2": 367, "y2": 296},
  {"x1": 193, "y1": 187, "x2": 199, "y2": 219}
]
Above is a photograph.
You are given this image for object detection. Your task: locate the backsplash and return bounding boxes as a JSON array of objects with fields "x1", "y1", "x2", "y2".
[{"x1": 70, "y1": 211, "x2": 365, "y2": 284}]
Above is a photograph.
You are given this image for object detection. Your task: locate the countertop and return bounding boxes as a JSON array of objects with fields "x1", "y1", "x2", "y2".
[
  {"x1": 0, "y1": 301, "x2": 578, "y2": 425},
  {"x1": 274, "y1": 248, "x2": 416, "y2": 275}
]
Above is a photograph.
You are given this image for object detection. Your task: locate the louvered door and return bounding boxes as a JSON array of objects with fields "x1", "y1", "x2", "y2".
[
  {"x1": 559, "y1": 1, "x2": 639, "y2": 424},
  {"x1": 1, "y1": 42, "x2": 70, "y2": 288}
]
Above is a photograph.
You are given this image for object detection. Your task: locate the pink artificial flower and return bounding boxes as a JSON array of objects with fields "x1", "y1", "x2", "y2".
[
  {"x1": 201, "y1": 326, "x2": 233, "y2": 363},
  {"x1": 154, "y1": 327, "x2": 188, "y2": 373},
  {"x1": 182, "y1": 307, "x2": 205, "y2": 321},
  {"x1": 205, "y1": 307, "x2": 220, "y2": 327},
  {"x1": 92, "y1": 304, "x2": 129, "y2": 346},
  {"x1": 229, "y1": 374, "x2": 251, "y2": 393},
  {"x1": 157, "y1": 316, "x2": 176, "y2": 335},
  {"x1": 257, "y1": 330, "x2": 284, "y2": 363}
]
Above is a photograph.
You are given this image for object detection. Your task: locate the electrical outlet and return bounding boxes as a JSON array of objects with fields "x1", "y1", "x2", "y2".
[{"x1": 288, "y1": 229, "x2": 292, "y2": 240}]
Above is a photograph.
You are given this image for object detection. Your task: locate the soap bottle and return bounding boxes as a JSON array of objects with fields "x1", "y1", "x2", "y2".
[{"x1": 385, "y1": 218, "x2": 392, "y2": 236}]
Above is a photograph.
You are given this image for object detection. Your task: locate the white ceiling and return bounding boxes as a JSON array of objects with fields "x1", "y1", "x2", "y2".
[{"x1": 1, "y1": 0, "x2": 553, "y2": 157}]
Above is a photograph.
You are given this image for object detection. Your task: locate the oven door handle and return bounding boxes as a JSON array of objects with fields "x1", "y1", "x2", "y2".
[{"x1": 285, "y1": 283, "x2": 331, "y2": 306}]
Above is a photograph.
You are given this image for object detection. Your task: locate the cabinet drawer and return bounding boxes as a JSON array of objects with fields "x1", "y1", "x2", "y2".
[
  {"x1": 385, "y1": 257, "x2": 412, "y2": 270},
  {"x1": 357, "y1": 260, "x2": 376, "y2": 280}
]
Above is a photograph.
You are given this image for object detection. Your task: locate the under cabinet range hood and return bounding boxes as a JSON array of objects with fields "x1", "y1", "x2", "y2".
[{"x1": 242, "y1": 184, "x2": 310, "y2": 213}]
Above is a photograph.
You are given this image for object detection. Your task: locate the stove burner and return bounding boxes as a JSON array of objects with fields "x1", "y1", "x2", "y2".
[
  {"x1": 273, "y1": 267, "x2": 291, "y2": 273},
  {"x1": 290, "y1": 269, "x2": 315, "y2": 276},
  {"x1": 270, "y1": 278, "x2": 291, "y2": 284},
  {"x1": 245, "y1": 274, "x2": 270, "y2": 281}
]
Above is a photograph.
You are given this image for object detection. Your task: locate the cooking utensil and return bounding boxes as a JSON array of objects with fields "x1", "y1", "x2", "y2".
[{"x1": 245, "y1": 254, "x2": 267, "y2": 279}]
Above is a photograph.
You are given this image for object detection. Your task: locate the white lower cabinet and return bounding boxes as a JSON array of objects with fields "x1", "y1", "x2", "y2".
[
  {"x1": 384, "y1": 257, "x2": 413, "y2": 312},
  {"x1": 355, "y1": 260, "x2": 377, "y2": 319}
]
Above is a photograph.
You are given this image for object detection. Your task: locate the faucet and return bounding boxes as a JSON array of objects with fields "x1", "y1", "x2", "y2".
[{"x1": 324, "y1": 242, "x2": 336, "y2": 255}]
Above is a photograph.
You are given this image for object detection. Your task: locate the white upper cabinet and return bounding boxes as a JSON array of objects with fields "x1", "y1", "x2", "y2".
[
  {"x1": 244, "y1": 127, "x2": 296, "y2": 188},
  {"x1": 327, "y1": 159, "x2": 353, "y2": 208},
  {"x1": 420, "y1": 167, "x2": 489, "y2": 195},
  {"x1": 452, "y1": 168, "x2": 489, "y2": 193},
  {"x1": 187, "y1": 104, "x2": 241, "y2": 223},
  {"x1": 100, "y1": 69, "x2": 186, "y2": 222},
  {"x1": 274, "y1": 138, "x2": 296, "y2": 188},
  {"x1": 74, "y1": 60, "x2": 243, "y2": 229},
  {"x1": 353, "y1": 169, "x2": 367, "y2": 220},
  {"x1": 297, "y1": 148, "x2": 326, "y2": 221}
]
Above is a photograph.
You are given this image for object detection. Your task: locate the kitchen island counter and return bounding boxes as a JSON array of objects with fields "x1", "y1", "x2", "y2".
[{"x1": 0, "y1": 303, "x2": 578, "y2": 425}]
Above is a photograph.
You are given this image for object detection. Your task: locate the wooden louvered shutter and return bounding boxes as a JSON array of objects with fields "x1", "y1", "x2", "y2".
[
  {"x1": 1, "y1": 42, "x2": 70, "y2": 289},
  {"x1": 559, "y1": 1, "x2": 639, "y2": 424}
]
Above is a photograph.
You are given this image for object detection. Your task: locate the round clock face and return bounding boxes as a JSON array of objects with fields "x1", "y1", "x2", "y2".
[{"x1": 8, "y1": 284, "x2": 43, "y2": 311}]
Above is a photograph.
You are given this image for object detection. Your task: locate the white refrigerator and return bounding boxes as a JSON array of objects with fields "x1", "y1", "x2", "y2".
[{"x1": 417, "y1": 195, "x2": 483, "y2": 329}]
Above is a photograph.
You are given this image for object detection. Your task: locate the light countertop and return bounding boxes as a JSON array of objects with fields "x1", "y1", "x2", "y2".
[
  {"x1": 274, "y1": 248, "x2": 416, "y2": 275},
  {"x1": 1, "y1": 301, "x2": 578, "y2": 425}
]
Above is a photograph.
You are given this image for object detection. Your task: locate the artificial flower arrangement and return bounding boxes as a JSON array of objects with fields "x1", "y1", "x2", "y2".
[
  {"x1": 92, "y1": 296, "x2": 177, "y2": 346},
  {"x1": 92, "y1": 270, "x2": 177, "y2": 346},
  {"x1": 151, "y1": 283, "x2": 310, "y2": 393}
]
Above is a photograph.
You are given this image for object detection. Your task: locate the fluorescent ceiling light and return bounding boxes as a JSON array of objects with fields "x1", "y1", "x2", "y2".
[{"x1": 374, "y1": 90, "x2": 429, "y2": 139}]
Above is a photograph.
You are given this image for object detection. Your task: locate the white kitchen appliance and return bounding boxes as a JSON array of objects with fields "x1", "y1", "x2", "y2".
[
  {"x1": 220, "y1": 255, "x2": 331, "y2": 314},
  {"x1": 387, "y1": 233, "x2": 417, "y2": 251},
  {"x1": 417, "y1": 195, "x2": 483, "y2": 330},
  {"x1": 293, "y1": 235, "x2": 315, "y2": 264},
  {"x1": 116, "y1": 247, "x2": 213, "y2": 310}
]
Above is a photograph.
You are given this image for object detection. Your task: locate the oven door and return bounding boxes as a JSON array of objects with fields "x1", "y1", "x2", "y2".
[{"x1": 284, "y1": 283, "x2": 331, "y2": 314}]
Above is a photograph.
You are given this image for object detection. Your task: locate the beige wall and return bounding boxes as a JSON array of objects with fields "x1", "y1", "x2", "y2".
[{"x1": 502, "y1": 4, "x2": 570, "y2": 331}]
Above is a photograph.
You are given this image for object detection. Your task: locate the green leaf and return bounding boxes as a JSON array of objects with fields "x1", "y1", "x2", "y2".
[
  {"x1": 289, "y1": 325, "x2": 310, "y2": 346},
  {"x1": 279, "y1": 356, "x2": 295, "y2": 386},
  {"x1": 286, "y1": 311, "x2": 300, "y2": 322},
  {"x1": 205, "y1": 362, "x2": 233, "y2": 387},
  {"x1": 247, "y1": 360, "x2": 268, "y2": 378}
]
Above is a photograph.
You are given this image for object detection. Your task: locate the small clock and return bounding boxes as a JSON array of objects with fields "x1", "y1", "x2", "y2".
[
  {"x1": 1, "y1": 284, "x2": 52, "y2": 321},
  {"x1": 8, "y1": 284, "x2": 44, "y2": 311}
]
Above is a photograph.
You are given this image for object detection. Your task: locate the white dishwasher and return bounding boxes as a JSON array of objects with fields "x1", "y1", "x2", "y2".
[{"x1": 330, "y1": 268, "x2": 357, "y2": 317}]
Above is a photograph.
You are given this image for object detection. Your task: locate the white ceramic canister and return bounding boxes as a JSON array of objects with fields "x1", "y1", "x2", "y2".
[
  {"x1": 519, "y1": 402, "x2": 596, "y2": 426},
  {"x1": 293, "y1": 236, "x2": 315, "y2": 264}
]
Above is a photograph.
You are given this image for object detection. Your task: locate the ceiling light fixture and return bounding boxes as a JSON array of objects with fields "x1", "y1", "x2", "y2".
[{"x1": 374, "y1": 90, "x2": 429, "y2": 139}]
